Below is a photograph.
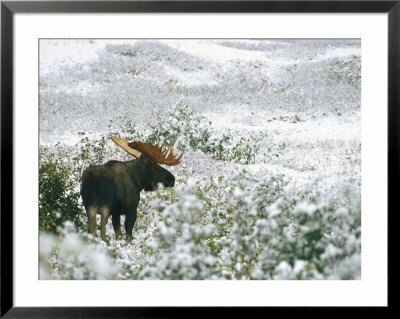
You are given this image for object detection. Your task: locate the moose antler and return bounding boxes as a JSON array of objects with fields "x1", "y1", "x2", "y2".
[
  {"x1": 111, "y1": 137, "x2": 183, "y2": 166},
  {"x1": 111, "y1": 136, "x2": 142, "y2": 158},
  {"x1": 129, "y1": 139, "x2": 184, "y2": 166}
]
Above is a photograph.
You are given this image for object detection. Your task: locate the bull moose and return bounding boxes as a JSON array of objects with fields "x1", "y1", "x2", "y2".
[{"x1": 80, "y1": 136, "x2": 183, "y2": 243}]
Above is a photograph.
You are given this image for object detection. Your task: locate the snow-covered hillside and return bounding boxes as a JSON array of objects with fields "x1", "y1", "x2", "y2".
[{"x1": 39, "y1": 39, "x2": 361, "y2": 280}]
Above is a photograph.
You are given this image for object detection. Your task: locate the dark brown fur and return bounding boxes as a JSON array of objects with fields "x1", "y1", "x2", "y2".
[{"x1": 80, "y1": 154, "x2": 175, "y2": 242}]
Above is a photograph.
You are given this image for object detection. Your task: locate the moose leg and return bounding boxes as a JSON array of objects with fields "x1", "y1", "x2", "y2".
[
  {"x1": 99, "y1": 206, "x2": 110, "y2": 243},
  {"x1": 87, "y1": 206, "x2": 98, "y2": 237},
  {"x1": 124, "y1": 208, "x2": 137, "y2": 243},
  {"x1": 112, "y1": 213, "x2": 122, "y2": 240}
]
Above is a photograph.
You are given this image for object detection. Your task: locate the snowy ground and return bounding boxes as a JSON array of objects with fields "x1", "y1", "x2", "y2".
[{"x1": 39, "y1": 39, "x2": 361, "y2": 280}]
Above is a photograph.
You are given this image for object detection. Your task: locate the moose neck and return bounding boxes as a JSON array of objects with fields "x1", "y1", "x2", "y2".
[{"x1": 126, "y1": 159, "x2": 151, "y2": 192}]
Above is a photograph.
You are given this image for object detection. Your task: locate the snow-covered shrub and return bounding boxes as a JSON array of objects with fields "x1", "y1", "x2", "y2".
[
  {"x1": 189, "y1": 169, "x2": 362, "y2": 280},
  {"x1": 147, "y1": 102, "x2": 213, "y2": 154},
  {"x1": 229, "y1": 134, "x2": 261, "y2": 164},
  {"x1": 133, "y1": 168, "x2": 361, "y2": 280},
  {"x1": 40, "y1": 222, "x2": 119, "y2": 280},
  {"x1": 114, "y1": 118, "x2": 146, "y2": 143},
  {"x1": 319, "y1": 206, "x2": 361, "y2": 279},
  {"x1": 138, "y1": 181, "x2": 219, "y2": 280},
  {"x1": 215, "y1": 170, "x2": 289, "y2": 279},
  {"x1": 218, "y1": 185, "x2": 259, "y2": 279},
  {"x1": 252, "y1": 196, "x2": 361, "y2": 280},
  {"x1": 72, "y1": 132, "x2": 108, "y2": 175},
  {"x1": 145, "y1": 102, "x2": 261, "y2": 164}
]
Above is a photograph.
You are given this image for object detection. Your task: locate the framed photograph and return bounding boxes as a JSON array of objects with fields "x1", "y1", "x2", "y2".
[{"x1": 1, "y1": 0, "x2": 396, "y2": 317}]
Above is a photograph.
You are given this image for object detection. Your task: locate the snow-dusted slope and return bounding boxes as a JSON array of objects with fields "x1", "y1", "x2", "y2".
[{"x1": 40, "y1": 38, "x2": 360, "y2": 200}]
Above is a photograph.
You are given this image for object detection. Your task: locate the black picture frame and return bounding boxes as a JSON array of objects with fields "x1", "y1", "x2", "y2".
[{"x1": 1, "y1": 0, "x2": 396, "y2": 317}]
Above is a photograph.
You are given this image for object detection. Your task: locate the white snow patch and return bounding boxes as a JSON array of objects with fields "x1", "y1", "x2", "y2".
[
  {"x1": 317, "y1": 47, "x2": 361, "y2": 61},
  {"x1": 40, "y1": 39, "x2": 104, "y2": 74},
  {"x1": 163, "y1": 39, "x2": 270, "y2": 63}
]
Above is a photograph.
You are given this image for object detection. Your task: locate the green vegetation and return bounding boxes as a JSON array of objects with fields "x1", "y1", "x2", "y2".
[{"x1": 39, "y1": 152, "x2": 84, "y2": 233}]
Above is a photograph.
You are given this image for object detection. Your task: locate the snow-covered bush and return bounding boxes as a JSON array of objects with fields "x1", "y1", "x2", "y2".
[
  {"x1": 251, "y1": 188, "x2": 361, "y2": 280},
  {"x1": 146, "y1": 102, "x2": 261, "y2": 164},
  {"x1": 147, "y1": 102, "x2": 213, "y2": 154},
  {"x1": 138, "y1": 169, "x2": 361, "y2": 281},
  {"x1": 138, "y1": 181, "x2": 219, "y2": 280},
  {"x1": 72, "y1": 132, "x2": 108, "y2": 175},
  {"x1": 40, "y1": 222, "x2": 119, "y2": 279}
]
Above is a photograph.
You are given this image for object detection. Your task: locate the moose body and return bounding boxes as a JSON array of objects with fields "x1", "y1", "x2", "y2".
[{"x1": 81, "y1": 153, "x2": 176, "y2": 242}]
